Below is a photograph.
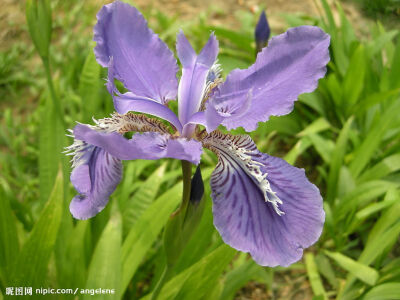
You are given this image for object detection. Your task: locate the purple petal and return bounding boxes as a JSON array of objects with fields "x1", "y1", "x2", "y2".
[
  {"x1": 113, "y1": 95, "x2": 183, "y2": 133},
  {"x1": 203, "y1": 132, "x2": 324, "y2": 266},
  {"x1": 205, "y1": 26, "x2": 330, "y2": 131},
  {"x1": 177, "y1": 32, "x2": 219, "y2": 127},
  {"x1": 74, "y1": 124, "x2": 203, "y2": 165},
  {"x1": 107, "y1": 62, "x2": 183, "y2": 132},
  {"x1": 69, "y1": 144, "x2": 122, "y2": 220},
  {"x1": 94, "y1": 1, "x2": 178, "y2": 103}
]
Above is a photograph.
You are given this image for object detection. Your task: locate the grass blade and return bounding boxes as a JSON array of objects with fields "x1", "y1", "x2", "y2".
[
  {"x1": 0, "y1": 186, "x2": 19, "y2": 285},
  {"x1": 325, "y1": 251, "x2": 379, "y2": 286},
  {"x1": 10, "y1": 170, "x2": 63, "y2": 288},
  {"x1": 84, "y1": 212, "x2": 122, "y2": 300},
  {"x1": 363, "y1": 283, "x2": 400, "y2": 300},
  {"x1": 305, "y1": 253, "x2": 328, "y2": 299},
  {"x1": 121, "y1": 181, "x2": 182, "y2": 293}
]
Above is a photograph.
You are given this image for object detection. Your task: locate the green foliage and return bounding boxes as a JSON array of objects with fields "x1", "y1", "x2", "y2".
[
  {"x1": 1, "y1": 0, "x2": 400, "y2": 299},
  {"x1": 9, "y1": 170, "x2": 63, "y2": 289}
]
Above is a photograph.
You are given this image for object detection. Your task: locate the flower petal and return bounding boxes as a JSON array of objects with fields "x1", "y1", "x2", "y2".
[
  {"x1": 107, "y1": 62, "x2": 183, "y2": 132},
  {"x1": 177, "y1": 31, "x2": 218, "y2": 126},
  {"x1": 205, "y1": 26, "x2": 330, "y2": 131},
  {"x1": 74, "y1": 123, "x2": 203, "y2": 165},
  {"x1": 113, "y1": 95, "x2": 183, "y2": 133},
  {"x1": 68, "y1": 142, "x2": 122, "y2": 220},
  {"x1": 202, "y1": 132, "x2": 324, "y2": 266},
  {"x1": 94, "y1": 1, "x2": 178, "y2": 103}
]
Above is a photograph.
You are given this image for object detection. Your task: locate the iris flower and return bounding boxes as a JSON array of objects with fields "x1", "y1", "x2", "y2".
[{"x1": 66, "y1": 1, "x2": 330, "y2": 267}]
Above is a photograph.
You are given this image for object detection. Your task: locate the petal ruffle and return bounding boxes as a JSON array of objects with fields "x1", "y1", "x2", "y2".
[
  {"x1": 68, "y1": 142, "x2": 122, "y2": 220},
  {"x1": 202, "y1": 132, "x2": 324, "y2": 266},
  {"x1": 205, "y1": 26, "x2": 330, "y2": 132},
  {"x1": 177, "y1": 31, "x2": 218, "y2": 127},
  {"x1": 94, "y1": 1, "x2": 178, "y2": 103},
  {"x1": 74, "y1": 124, "x2": 203, "y2": 165}
]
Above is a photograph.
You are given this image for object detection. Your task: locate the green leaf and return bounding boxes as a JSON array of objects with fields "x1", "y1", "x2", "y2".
[
  {"x1": 362, "y1": 189, "x2": 400, "y2": 261},
  {"x1": 363, "y1": 283, "x2": 400, "y2": 300},
  {"x1": 39, "y1": 92, "x2": 64, "y2": 205},
  {"x1": 305, "y1": 253, "x2": 328, "y2": 299},
  {"x1": 84, "y1": 213, "x2": 122, "y2": 300},
  {"x1": 315, "y1": 254, "x2": 338, "y2": 289},
  {"x1": 349, "y1": 100, "x2": 400, "y2": 178},
  {"x1": 219, "y1": 259, "x2": 265, "y2": 300},
  {"x1": 343, "y1": 190, "x2": 400, "y2": 293},
  {"x1": 208, "y1": 26, "x2": 253, "y2": 53},
  {"x1": 0, "y1": 186, "x2": 19, "y2": 285},
  {"x1": 326, "y1": 117, "x2": 353, "y2": 203},
  {"x1": 58, "y1": 221, "x2": 90, "y2": 288},
  {"x1": 351, "y1": 190, "x2": 397, "y2": 226},
  {"x1": 120, "y1": 181, "x2": 182, "y2": 293},
  {"x1": 366, "y1": 30, "x2": 398, "y2": 57},
  {"x1": 335, "y1": 180, "x2": 398, "y2": 219},
  {"x1": 79, "y1": 50, "x2": 101, "y2": 122},
  {"x1": 143, "y1": 245, "x2": 236, "y2": 300},
  {"x1": 389, "y1": 37, "x2": 400, "y2": 89},
  {"x1": 296, "y1": 117, "x2": 331, "y2": 137},
  {"x1": 325, "y1": 251, "x2": 379, "y2": 286},
  {"x1": 358, "y1": 153, "x2": 400, "y2": 183},
  {"x1": 10, "y1": 170, "x2": 63, "y2": 288},
  {"x1": 343, "y1": 45, "x2": 366, "y2": 111},
  {"x1": 351, "y1": 89, "x2": 400, "y2": 116},
  {"x1": 122, "y1": 163, "x2": 167, "y2": 232},
  {"x1": 284, "y1": 137, "x2": 312, "y2": 165},
  {"x1": 308, "y1": 133, "x2": 335, "y2": 163}
]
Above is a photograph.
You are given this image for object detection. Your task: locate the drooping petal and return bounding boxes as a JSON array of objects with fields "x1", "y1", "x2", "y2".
[
  {"x1": 177, "y1": 31, "x2": 219, "y2": 127},
  {"x1": 74, "y1": 123, "x2": 203, "y2": 165},
  {"x1": 202, "y1": 131, "x2": 324, "y2": 266},
  {"x1": 66, "y1": 141, "x2": 122, "y2": 220},
  {"x1": 205, "y1": 26, "x2": 330, "y2": 132},
  {"x1": 107, "y1": 57, "x2": 183, "y2": 132},
  {"x1": 94, "y1": 1, "x2": 178, "y2": 103}
]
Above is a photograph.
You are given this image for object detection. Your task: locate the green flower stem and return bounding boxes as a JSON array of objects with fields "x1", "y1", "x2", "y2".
[
  {"x1": 42, "y1": 57, "x2": 65, "y2": 127},
  {"x1": 178, "y1": 160, "x2": 193, "y2": 216},
  {"x1": 150, "y1": 160, "x2": 193, "y2": 300}
]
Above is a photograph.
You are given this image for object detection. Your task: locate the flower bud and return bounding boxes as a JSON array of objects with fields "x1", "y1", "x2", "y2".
[
  {"x1": 255, "y1": 11, "x2": 270, "y2": 54},
  {"x1": 26, "y1": 0, "x2": 52, "y2": 60}
]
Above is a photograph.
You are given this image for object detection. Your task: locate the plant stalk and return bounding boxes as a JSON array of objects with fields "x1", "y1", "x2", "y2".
[
  {"x1": 150, "y1": 160, "x2": 192, "y2": 300},
  {"x1": 42, "y1": 57, "x2": 65, "y2": 127}
]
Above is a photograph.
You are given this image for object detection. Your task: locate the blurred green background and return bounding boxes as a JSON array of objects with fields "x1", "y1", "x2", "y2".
[{"x1": 1, "y1": 0, "x2": 400, "y2": 299}]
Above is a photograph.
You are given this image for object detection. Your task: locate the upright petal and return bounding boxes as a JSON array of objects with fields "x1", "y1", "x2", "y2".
[
  {"x1": 66, "y1": 141, "x2": 122, "y2": 220},
  {"x1": 94, "y1": 1, "x2": 178, "y2": 103},
  {"x1": 74, "y1": 124, "x2": 203, "y2": 165},
  {"x1": 202, "y1": 131, "x2": 324, "y2": 266},
  {"x1": 107, "y1": 62, "x2": 183, "y2": 132},
  {"x1": 205, "y1": 26, "x2": 330, "y2": 132},
  {"x1": 177, "y1": 31, "x2": 219, "y2": 126}
]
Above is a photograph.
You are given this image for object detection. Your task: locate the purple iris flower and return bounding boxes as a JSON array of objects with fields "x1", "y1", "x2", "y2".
[{"x1": 65, "y1": 1, "x2": 330, "y2": 267}]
